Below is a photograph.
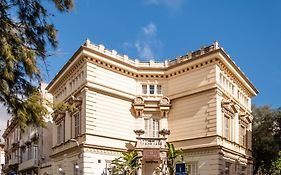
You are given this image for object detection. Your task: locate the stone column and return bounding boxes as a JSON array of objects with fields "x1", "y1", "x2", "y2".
[{"x1": 160, "y1": 117, "x2": 168, "y2": 130}]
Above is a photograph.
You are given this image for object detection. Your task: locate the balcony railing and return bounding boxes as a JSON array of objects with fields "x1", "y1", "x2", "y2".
[
  {"x1": 18, "y1": 158, "x2": 38, "y2": 171},
  {"x1": 8, "y1": 158, "x2": 19, "y2": 165},
  {"x1": 136, "y1": 137, "x2": 167, "y2": 149}
]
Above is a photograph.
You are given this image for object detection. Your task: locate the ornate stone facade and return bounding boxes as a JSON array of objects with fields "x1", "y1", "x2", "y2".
[{"x1": 46, "y1": 39, "x2": 258, "y2": 175}]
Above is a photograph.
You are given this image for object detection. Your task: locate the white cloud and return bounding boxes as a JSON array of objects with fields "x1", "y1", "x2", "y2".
[
  {"x1": 143, "y1": 23, "x2": 157, "y2": 35},
  {"x1": 135, "y1": 41, "x2": 154, "y2": 59},
  {"x1": 134, "y1": 22, "x2": 163, "y2": 60},
  {"x1": 122, "y1": 22, "x2": 163, "y2": 60},
  {"x1": 144, "y1": 0, "x2": 185, "y2": 11}
]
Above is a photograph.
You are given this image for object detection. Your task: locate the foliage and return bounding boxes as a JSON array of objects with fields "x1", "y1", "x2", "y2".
[
  {"x1": 0, "y1": 0, "x2": 73, "y2": 129},
  {"x1": 270, "y1": 151, "x2": 281, "y2": 175},
  {"x1": 53, "y1": 102, "x2": 77, "y2": 114},
  {"x1": 166, "y1": 142, "x2": 183, "y2": 175},
  {"x1": 252, "y1": 105, "x2": 281, "y2": 174},
  {"x1": 111, "y1": 150, "x2": 141, "y2": 175}
]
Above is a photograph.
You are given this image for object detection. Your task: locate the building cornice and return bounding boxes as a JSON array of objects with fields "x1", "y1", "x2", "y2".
[
  {"x1": 217, "y1": 49, "x2": 258, "y2": 96},
  {"x1": 47, "y1": 39, "x2": 258, "y2": 98},
  {"x1": 2, "y1": 117, "x2": 18, "y2": 138}
]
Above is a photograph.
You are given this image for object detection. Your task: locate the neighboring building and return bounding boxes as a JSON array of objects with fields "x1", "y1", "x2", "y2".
[
  {"x1": 2, "y1": 118, "x2": 20, "y2": 175},
  {"x1": 46, "y1": 39, "x2": 258, "y2": 175},
  {"x1": 2, "y1": 84, "x2": 53, "y2": 175},
  {"x1": 0, "y1": 141, "x2": 4, "y2": 175}
]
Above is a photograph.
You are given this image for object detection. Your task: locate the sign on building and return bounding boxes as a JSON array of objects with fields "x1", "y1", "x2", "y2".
[
  {"x1": 142, "y1": 149, "x2": 160, "y2": 160},
  {"x1": 176, "y1": 163, "x2": 186, "y2": 175}
]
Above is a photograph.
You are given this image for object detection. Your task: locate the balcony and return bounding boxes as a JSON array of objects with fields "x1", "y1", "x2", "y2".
[
  {"x1": 18, "y1": 158, "x2": 38, "y2": 171},
  {"x1": 8, "y1": 158, "x2": 19, "y2": 166},
  {"x1": 136, "y1": 137, "x2": 167, "y2": 149}
]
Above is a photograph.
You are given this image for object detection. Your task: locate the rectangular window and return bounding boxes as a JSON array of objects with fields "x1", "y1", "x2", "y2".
[
  {"x1": 224, "y1": 115, "x2": 230, "y2": 140},
  {"x1": 27, "y1": 146, "x2": 31, "y2": 160},
  {"x1": 149, "y1": 85, "x2": 155, "y2": 94},
  {"x1": 157, "y1": 85, "x2": 162, "y2": 94},
  {"x1": 142, "y1": 84, "x2": 147, "y2": 94},
  {"x1": 241, "y1": 166, "x2": 247, "y2": 175},
  {"x1": 33, "y1": 145, "x2": 37, "y2": 159},
  {"x1": 152, "y1": 119, "x2": 159, "y2": 138},
  {"x1": 145, "y1": 118, "x2": 159, "y2": 138},
  {"x1": 240, "y1": 125, "x2": 246, "y2": 147},
  {"x1": 74, "y1": 112, "x2": 81, "y2": 137},
  {"x1": 231, "y1": 85, "x2": 235, "y2": 94},
  {"x1": 225, "y1": 162, "x2": 231, "y2": 175},
  {"x1": 187, "y1": 162, "x2": 198, "y2": 175},
  {"x1": 57, "y1": 121, "x2": 64, "y2": 144}
]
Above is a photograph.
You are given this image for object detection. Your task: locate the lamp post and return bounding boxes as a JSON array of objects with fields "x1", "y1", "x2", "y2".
[
  {"x1": 58, "y1": 167, "x2": 65, "y2": 175},
  {"x1": 74, "y1": 163, "x2": 79, "y2": 175},
  {"x1": 69, "y1": 139, "x2": 82, "y2": 175}
]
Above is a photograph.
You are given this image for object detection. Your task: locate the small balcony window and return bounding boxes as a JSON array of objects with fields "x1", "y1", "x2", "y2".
[
  {"x1": 142, "y1": 85, "x2": 147, "y2": 94},
  {"x1": 157, "y1": 85, "x2": 162, "y2": 94},
  {"x1": 149, "y1": 85, "x2": 155, "y2": 94}
]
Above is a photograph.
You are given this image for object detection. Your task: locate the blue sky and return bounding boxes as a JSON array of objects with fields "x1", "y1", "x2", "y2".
[
  {"x1": 45, "y1": 0, "x2": 281, "y2": 108},
  {"x1": 2, "y1": 0, "x2": 281, "y2": 133}
]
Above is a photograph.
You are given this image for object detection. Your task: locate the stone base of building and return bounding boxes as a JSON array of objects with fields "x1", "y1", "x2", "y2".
[{"x1": 182, "y1": 147, "x2": 253, "y2": 175}]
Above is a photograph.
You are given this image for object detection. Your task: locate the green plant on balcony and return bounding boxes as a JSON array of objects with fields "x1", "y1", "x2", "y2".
[
  {"x1": 133, "y1": 129, "x2": 145, "y2": 137},
  {"x1": 111, "y1": 150, "x2": 141, "y2": 175},
  {"x1": 158, "y1": 129, "x2": 171, "y2": 137}
]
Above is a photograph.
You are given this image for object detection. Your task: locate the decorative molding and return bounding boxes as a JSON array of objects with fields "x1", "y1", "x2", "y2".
[
  {"x1": 218, "y1": 61, "x2": 252, "y2": 97},
  {"x1": 86, "y1": 56, "x2": 218, "y2": 80},
  {"x1": 132, "y1": 96, "x2": 171, "y2": 117}
]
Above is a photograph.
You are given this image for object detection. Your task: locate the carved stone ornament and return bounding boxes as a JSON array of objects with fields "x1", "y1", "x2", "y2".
[
  {"x1": 134, "y1": 129, "x2": 145, "y2": 136},
  {"x1": 160, "y1": 97, "x2": 170, "y2": 106},
  {"x1": 158, "y1": 129, "x2": 170, "y2": 136},
  {"x1": 134, "y1": 97, "x2": 144, "y2": 105}
]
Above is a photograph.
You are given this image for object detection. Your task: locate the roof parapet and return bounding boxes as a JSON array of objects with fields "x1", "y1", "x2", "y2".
[{"x1": 83, "y1": 39, "x2": 221, "y2": 68}]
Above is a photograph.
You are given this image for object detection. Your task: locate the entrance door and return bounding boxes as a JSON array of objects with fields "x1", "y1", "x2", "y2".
[{"x1": 143, "y1": 161, "x2": 160, "y2": 175}]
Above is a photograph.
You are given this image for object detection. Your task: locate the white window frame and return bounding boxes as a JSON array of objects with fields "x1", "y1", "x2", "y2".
[
  {"x1": 142, "y1": 84, "x2": 147, "y2": 94},
  {"x1": 187, "y1": 162, "x2": 198, "y2": 175},
  {"x1": 144, "y1": 118, "x2": 160, "y2": 138},
  {"x1": 157, "y1": 85, "x2": 162, "y2": 94}
]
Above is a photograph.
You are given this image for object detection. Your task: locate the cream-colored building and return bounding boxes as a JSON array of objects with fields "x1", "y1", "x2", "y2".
[{"x1": 46, "y1": 39, "x2": 258, "y2": 175}]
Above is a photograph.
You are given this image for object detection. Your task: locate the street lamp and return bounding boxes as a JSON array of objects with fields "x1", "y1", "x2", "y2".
[
  {"x1": 75, "y1": 163, "x2": 79, "y2": 175},
  {"x1": 58, "y1": 167, "x2": 65, "y2": 175},
  {"x1": 69, "y1": 139, "x2": 82, "y2": 174}
]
